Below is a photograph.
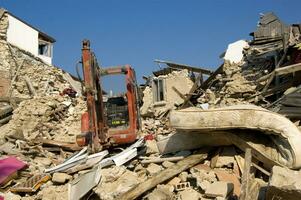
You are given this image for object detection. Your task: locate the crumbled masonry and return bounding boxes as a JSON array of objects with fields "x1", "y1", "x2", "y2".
[{"x1": 1, "y1": 11, "x2": 301, "y2": 200}]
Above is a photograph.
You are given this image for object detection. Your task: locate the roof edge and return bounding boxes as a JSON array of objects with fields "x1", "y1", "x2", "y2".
[{"x1": 0, "y1": 7, "x2": 56, "y2": 43}]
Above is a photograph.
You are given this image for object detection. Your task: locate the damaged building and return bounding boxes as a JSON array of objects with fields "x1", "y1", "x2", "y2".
[
  {"x1": 1, "y1": 8, "x2": 301, "y2": 200},
  {"x1": 140, "y1": 60, "x2": 213, "y2": 118}
]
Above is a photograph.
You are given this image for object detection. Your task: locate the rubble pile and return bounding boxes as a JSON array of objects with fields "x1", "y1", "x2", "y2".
[
  {"x1": 1, "y1": 11, "x2": 301, "y2": 200},
  {"x1": 193, "y1": 13, "x2": 301, "y2": 112},
  {"x1": 0, "y1": 40, "x2": 72, "y2": 99},
  {"x1": 142, "y1": 117, "x2": 174, "y2": 136},
  {"x1": 0, "y1": 12, "x2": 74, "y2": 99},
  {"x1": 0, "y1": 95, "x2": 85, "y2": 144},
  {"x1": 136, "y1": 12, "x2": 301, "y2": 200}
]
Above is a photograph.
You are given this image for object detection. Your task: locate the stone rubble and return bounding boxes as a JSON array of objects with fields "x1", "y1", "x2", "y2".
[{"x1": 1, "y1": 11, "x2": 301, "y2": 200}]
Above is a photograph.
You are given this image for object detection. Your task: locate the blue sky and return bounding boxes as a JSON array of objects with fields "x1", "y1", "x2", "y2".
[{"x1": 1, "y1": 0, "x2": 301, "y2": 92}]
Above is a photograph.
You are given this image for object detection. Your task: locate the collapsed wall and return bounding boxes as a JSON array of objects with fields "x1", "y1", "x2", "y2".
[
  {"x1": 0, "y1": 11, "x2": 86, "y2": 143},
  {"x1": 0, "y1": 12, "x2": 74, "y2": 99},
  {"x1": 140, "y1": 69, "x2": 194, "y2": 117},
  {"x1": 0, "y1": 95, "x2": 85, "y2": 144}
]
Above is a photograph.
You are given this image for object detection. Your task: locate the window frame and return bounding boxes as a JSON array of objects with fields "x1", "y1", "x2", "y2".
[{"x1": 152, "y1": 78, "x2": 166, "y2": 103}]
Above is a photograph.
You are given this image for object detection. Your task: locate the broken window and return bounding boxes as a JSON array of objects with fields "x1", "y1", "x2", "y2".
[
  {"x1": 153, "y1": 78, "x2": 165, "y2": 102},
  {"x1": 38, "y1": 40, "x2": 52, "y2": 57}
]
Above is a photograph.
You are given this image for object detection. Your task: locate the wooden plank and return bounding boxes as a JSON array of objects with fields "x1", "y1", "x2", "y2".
[
  {"x1": 117, "y1": 153, "x2": 208, "y2": 200},
  {"x1": 140, "y1": 156, "x2": 184, "y2": 164},
  {"x1": 0, "y1": 115, "x2": 12, "y2": 126},
  {"x1": 201, "y1": 63, "x2": 223, "y2": 90},
  {"x1": 257, "y1": 62, "x2": 301, "y2": 83},
  {"x1": 36, "y1": 139, "x2": 82, "y2": 152},
  {"x1": 172, "y1": 86, "x2": 194, "y2": 107},
  {"x1": 262, "y1": 71, "x2": 275, "y2": 93},
  {"x1": 180, "y1": 73, "x2": 203, "y2": 109},
  {"x1": 24, "y1": 76, "x2": 37, "y2": 97},
  {"x1": 154, "y1": 59, "x2": 213, "y2": 75},
  {"x1": 0, "y1": 105, "x2": 13, "y2": 117},
  {"x1": 276, "y1": 62, "x2": 301, "y2": 76},
  {"x1": 251, "y1": 163, "x2": 270, "y2": 177},
  {"x1": 210, "y1": 148, "x2": 221, "y2": 169},
  {"x1": 239, "y1": 148, "x2": 252, "y2": 200}
]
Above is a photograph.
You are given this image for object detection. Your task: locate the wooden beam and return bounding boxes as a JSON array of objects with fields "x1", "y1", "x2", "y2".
[
  {"x1": 201, "y1": 63, "x2": 223, "y2": 90},
  {"x1": 140, "y1": 156, "x2": 185, "y2": 164},
  {"x1": 0, "y1": 105, "x2": 13, "y2": 117},
  {"x1": 24, "y1": 76, "x2": 37, "y2": 97},
  {"x1": 239, "y1": 148, "x2": 252, "y2": 200},
  {"x1": 35, "y1": 139, "x2": 82, "y2": 152},
  {"x1": 257, "y1": 62, "x2": 301, "y2": 83},
  {"x1": 117, "y1": 153, "x2": 208, "y2": 200},
  {"x1": 172, "y1": 86, "x2": 194, "y2": 107},
  {"x1": 276, "y1": 62, "x2": 301, "y2": 76},
  {"x1": 180, "y1": 73, "x2": 203, "y2": 109},
  {"x1": 154, "y1": 59, "x2": 213, "y2": 75},
  {"x1": 0, "y1": 115, "x2": 12, "y2": 125}
]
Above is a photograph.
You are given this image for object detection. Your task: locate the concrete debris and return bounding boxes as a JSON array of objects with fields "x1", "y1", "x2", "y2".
[
  {"x1": 162, "y1": 161, "x2": 174, "y2": 168},
  {"x1": 145, "y1": 139, "x2": 160, "y2": 155},
  {"x1": 205, "y1": 181, "x2": 234, "y2": 198},
  {"x1": 1, "y1": 10, "x2": 301, "y2": 200},
  {"x1": 178, "y1": 188, "x2": 200, "y2": 200},
  {"x1": 37, "y1": 184, "x2": 68, "y2": 200},
  {"x1": 266, "y1": 166, "x2": 301, "y2": 200},
  {"x1": 146, "y1": 163, "x2": 163, "y2": 176},
  {"x1": 94, "y1": 170, "x2": 141, "y2": 200},
  {"x1": 52, "y1": 172, "x2": 72, "y2": 184},
  {"x1": 145, "y1": 185, "x2": 174, "y2": 200}
]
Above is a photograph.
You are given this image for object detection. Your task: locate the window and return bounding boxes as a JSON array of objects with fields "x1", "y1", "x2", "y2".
[
  {"x1": 153, "y1": 78, "x2": 165, "y2": 102},
  {"x1": 38, "y1": 40, "x2": 52, "y2": 57}
]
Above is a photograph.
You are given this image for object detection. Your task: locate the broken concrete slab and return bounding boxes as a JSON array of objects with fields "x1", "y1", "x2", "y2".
[
  {"x1": 214, "y1": 169, "x2": 241, "y2": 197},
  {"x1": 266, "y1": 166, "x2": 301, "y2": 200},
  {"x1": 199, "y1": 179, "x2": 210, "y2": 191},
  {"x1": 117, "y1": 153, "x2": 208, "y2": 200},
  {"x1": 146, "y1": 163, "x2": 163, "y2": 176},
  {"x1": 205, "y1": 181, "x2": 234, "y2": 198},
  {"x1": 162, "y1": 161, "x2": 174, "y2": 168},
  {"x1": 145, "y1": 140, "x2": 159, "y2": 155},
  {"x1": 167, "y1": 177, "x2": 181, "y2": 187},
  {"x1": 215, "y1": 147, "x2": 236, "y2": 168},
  {"x1": 146, "y1": 186, "x2": 174, "y2": 200},
  {"x1": 94, "y1": 170, "x2": 140, "y2": 200},
  {"x1": 52, "y1": 172, "x2": 72, "y2": 184},
  {"x1": 178, "y1": 188, "x2": 200, "y2": 200}
]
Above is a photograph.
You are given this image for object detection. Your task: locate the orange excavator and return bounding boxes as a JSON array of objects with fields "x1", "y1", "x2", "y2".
[{"x1": 76, "y1": 40, "x2": 141, "y2": 152}]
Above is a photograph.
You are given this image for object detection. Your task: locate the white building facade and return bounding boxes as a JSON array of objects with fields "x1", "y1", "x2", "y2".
[{"x1": 5, "y1": 11, "x2": 55, "y2": 64}]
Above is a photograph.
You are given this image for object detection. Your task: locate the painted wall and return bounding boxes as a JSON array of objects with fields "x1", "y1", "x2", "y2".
[
  {"x1": 38, "y1": 54, "x2": 52, "y2": 64},
  {"x1": 6, "y1": 14, "x2": 53, "y2": 64},
  {"x1": 7, "y1": 14, "x2": 39, "y2": 56}
]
